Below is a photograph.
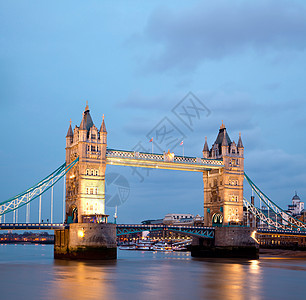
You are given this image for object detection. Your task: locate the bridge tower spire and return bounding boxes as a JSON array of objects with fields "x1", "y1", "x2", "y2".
[
  {"x1": 203, "y1": 122, "x2": 244, "y2": 226},
  {"x1": 65, "y1": 102, "x2": 108, "y2": 223}
]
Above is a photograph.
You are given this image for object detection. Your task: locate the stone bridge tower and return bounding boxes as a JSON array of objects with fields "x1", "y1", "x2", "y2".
[
  {"x1": 202, "y1": 122, "x2": 244, "y2": 226},
  {"x1": 65, "y1": 103, "x2": 107, "y2": 223}
]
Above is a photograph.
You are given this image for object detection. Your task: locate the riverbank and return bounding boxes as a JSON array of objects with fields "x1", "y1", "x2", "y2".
[{"x1": 260, "y1": 248, "x2": 306, "y2": 258}]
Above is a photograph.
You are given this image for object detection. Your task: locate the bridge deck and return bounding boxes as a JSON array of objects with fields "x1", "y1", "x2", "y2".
[
  {"x1": 116, "y1": 224, "x2": 215, "y2": 238},
  {"x1": 106, "y1": 149, "x2": 224, "y2": 171},
  {"x1": 2, "y1": 223, "x2": 304, "y2": 238},
  {"x1": 0, "y1": 223, "x2": 66, "y2": 230},
  {"x1": 257, "y1": 228, "x2": 306, "y2": 237}
]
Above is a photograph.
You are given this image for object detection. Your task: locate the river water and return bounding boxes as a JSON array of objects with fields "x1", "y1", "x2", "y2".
[{"x1": 0, "y1": 244, "x2": 305, "y2": 300}]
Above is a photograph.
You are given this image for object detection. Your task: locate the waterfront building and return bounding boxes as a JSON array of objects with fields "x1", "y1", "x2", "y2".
[
  {"x1": 142, "y1": 214, "x2": 204, "y2": 226},
  {"x1": 141, "y1": 219, "x2": 164, "y2": 225},
  {"x1": 163, "y1": 213, "x2": 194, "y2": 225}
]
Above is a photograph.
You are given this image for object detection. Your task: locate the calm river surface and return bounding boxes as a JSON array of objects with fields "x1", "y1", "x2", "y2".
[{"x1": 0, "y1": 244, "x2": 306, "y2": 300}]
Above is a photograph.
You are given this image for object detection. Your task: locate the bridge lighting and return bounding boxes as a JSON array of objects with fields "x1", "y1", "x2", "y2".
[
  {"x1": 78, "y1": 230, "x2": 84, "y2": 238},
  {"x1": 251, "y1": 230, "x2": 259, "y2": 244}
]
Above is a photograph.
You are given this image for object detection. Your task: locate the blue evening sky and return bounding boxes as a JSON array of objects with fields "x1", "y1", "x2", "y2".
[{"x1": 1, "y1": 0, "x2": 306, "y2": 223}]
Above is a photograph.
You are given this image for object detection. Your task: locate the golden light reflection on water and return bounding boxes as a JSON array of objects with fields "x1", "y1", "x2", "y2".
[
  {"x1": 2, "y1": 245, "x2": 306, "y2": 299},
  {"x1": 47, "y1": 260, "x2": 116, "y2": 299},
  {"x1": 198, "y1": 259, "x2": 262, "y2": 300},
  {"x1": 41, "y1": 250, "x2": 306, "y2": 300},
  {"x1": 45, "y1": 254, "x2": 265, "y2": 300},
  {"x1": 250, "y1": 259, "x2": 260, "y2": 274}
]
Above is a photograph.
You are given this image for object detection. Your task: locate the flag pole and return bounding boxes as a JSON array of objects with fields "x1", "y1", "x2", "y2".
[
  {"x1": 183, "y1": 144, "x2": 184, "y2": 158},
  {"x1": 149, "y1": 137, "x2": 153, "y2": 154}
]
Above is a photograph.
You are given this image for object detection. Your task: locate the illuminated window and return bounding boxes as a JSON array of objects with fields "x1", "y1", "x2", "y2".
[
  {"x1": 90, "y1": 188, "x2": 93, "y2": 195},
  {"x1": 86, "y1": 188, "x2": 89, "y2": 194},
  {"x1": 86, "y1": 169, "x2": 90, "y2": 175},
  {"x1": 95, "y1": 170, "x2": 99, "y2": 176},
  {"x1": 230, "y1": 195, "x2": 238, "y2": 202},
  {"x1": 229, "y1": 180, "x2": 238, "y2": 186},
  {"x1": 91, "y1": 169, "x2": 94, "y2": 175},
  {"x1": 95, "y1": 188, "x2": 98, "y2": 194}
]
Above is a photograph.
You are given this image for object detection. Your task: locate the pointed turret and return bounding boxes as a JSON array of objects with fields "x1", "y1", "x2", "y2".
[
  {"x1": 221, "y1": 129, "x2": 228, "y2": 146},
  {"x1": 79, "y1": 102, "x2": 94, "y2": 141},
  {"x1": 203, "y1": 136, "x2": 209, "y2": 151},
  {"x1": 80, "y1": 113, "x2": 86, "y2": 130},
  {"x1": 80, "y1": 101, "x2": 94, "y2": 131},
  {"x1": 100, "y1": 114, "x2": 107, "y2": 133},
  {"x1": 66, "y1": 120, "x2": 73, "y2": 146},
  {"x1": 66, "y1": 120, "x2": 73, "y2": 137},
  {"x1": 203, "y1": 136, "x2": 209, "y2": 158},
  {"x1": 238, "y1": 132, "x2": 243, "y2": 148},
  {"x1": 221, "y1": 128, "x2": 228, "y2": 155},
  {"x1": 100, "y1": 115, "x2": 107, "y2": 145},
  {"x1": 213, "y1": 121, "x2": 231, "y2": 150},
  {"x1": 237, "y1": 132, "x2": 244, "y2": 156}
]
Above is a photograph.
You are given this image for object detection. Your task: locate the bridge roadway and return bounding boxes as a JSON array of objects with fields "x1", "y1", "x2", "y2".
[
  {"x1": 116, "y1": 224, "x2": 215, "y2": 238},
  {"x1": 0, "y1": 223, "x2": 66, "y2": 230},
  {"x1": 106, "y1": 149, "x2": 224, "y2": 172},
  {"x1": 257, "y1": 228, "x2": 306, "y2": 237},
  {"x1": 1, "y1": 223, "x2": 305, "y2": 238},
  {"x1": 0, "y1": 223, "x2": 215, "y2": 238}
]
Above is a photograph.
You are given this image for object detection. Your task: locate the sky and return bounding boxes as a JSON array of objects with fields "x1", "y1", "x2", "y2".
[{"x1": 1, "y1": 0, "x2": 306, "y2": 224}]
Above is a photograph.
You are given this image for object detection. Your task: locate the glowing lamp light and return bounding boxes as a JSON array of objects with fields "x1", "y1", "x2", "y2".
[
  {"x1": 78, "y1": 230, "x2": 84, "y2": 238},
  {"x1": 251, "y1": 230, "x2": 259, "y2": 244}
]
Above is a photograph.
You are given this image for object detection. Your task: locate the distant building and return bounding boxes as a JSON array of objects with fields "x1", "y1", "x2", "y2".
[
  {"x1": 288, "y1": 192, "x2": 304, "y2": 217},
  {"x1": 141, "y1": 219, "x2": 164, "y2": 225},
  {"x1": 141, "y1": 214, "x2": 204, "y2": 226},
  {"x1": 163, "y1": 213, "x2": 194, "y2": 225}
]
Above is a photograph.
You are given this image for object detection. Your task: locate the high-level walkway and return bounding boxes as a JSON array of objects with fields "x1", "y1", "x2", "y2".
[{"x1": 106, "y1": 149, "x2": 224, "y2": 172}]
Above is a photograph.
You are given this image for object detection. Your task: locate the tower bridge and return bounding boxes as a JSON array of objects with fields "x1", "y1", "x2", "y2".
[
  {"x1": 64, "y1": 104, "x2": 245, "y2": 228},
  {"x1": 1, "y1": 103, "x2": 306, "y2": 259}
]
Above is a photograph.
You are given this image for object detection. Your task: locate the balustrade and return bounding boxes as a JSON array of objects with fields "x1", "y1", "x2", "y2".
[{"x1": 106, "y1": 149, "x2": 223, "y2": 166}]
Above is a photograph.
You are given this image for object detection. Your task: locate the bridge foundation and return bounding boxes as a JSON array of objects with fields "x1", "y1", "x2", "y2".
[
  {"x1": 54, "y1": 223, "x2": 117, "y2": 260},
  {"x1": 191, "y1": 227, "x2": 259, "y2": 259}
]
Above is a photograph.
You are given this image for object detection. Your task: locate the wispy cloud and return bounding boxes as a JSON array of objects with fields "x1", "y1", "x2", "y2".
[{"x1": 139, "y1": 0, "x2": 306, "y2": 71}]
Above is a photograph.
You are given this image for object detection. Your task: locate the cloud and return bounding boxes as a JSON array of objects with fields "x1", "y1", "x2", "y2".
[{"x1": 141, "y1": 0, "x2": 306, "y2": 71}]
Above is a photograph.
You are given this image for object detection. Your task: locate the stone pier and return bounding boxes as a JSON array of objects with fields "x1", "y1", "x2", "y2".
[
  {"x1": 54, "y1": 223, "x2": 117, "y2": 260},
  {"x1": 191, "y1": 227, "x2": 259, "y2": 259}
]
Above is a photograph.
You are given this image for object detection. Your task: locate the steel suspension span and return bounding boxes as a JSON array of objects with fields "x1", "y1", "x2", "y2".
[
  {"x1": 244, "y1": 172, "x2": 306, "y2": 231},
  {"x1": 116, "y1": 224, "x2": 215, "y2": 238},
  {"x1": 243, "y1": 197, "x2": 288, "y2": 230},
  {"x1": 0, "y1": 158, "x2": 79, "y2": 216}
]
